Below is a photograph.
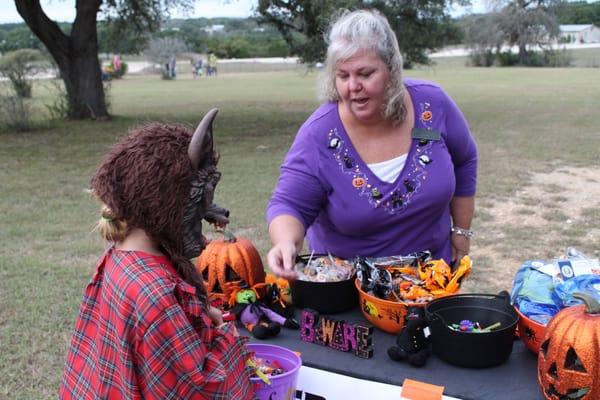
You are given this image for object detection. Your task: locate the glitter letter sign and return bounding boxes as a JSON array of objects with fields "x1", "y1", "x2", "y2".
[{"x1": 300, "y1": 309, "x2": 373, "y2": 358}]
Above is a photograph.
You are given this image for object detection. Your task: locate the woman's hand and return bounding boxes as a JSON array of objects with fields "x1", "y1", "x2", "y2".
[
  {"x1": 267, "y1": 240, "x2": 299, "y2": 281},
  {"x1": 267, "y1": 215, "x2": 305, "y2": 281},
  {"x1": 451, "y1": 233, "x2": 470, "y2": 269}
]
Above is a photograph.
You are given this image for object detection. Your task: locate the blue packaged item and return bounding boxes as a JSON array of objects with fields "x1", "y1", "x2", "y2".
[
  {"x1": 511, "y1": 249, "x2": 600, "y2": 326},
  {"x1": 511, "y1": 261, "x2": 560, "y2": 324},
  {"x1": 553, "y1": 274, "x2": 600, "y2": 307}
]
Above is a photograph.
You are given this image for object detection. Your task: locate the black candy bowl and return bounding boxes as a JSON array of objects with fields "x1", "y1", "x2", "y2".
[
  {"x1": 290, "y1": 254, "x2": 358, "y2": 314},
  {"x1": 424, "y1": 292, "x2": 519, "y2": 368}
]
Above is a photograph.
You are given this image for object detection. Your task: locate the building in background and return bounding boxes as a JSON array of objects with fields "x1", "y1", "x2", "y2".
[{"x1": 559, "y1": 24, "x2": 600, "y2": 44}]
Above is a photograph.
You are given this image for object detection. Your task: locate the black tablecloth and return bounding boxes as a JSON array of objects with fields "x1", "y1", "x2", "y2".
[{"x1": 249, "y1": 308, "x2": 544, "y2": 400}]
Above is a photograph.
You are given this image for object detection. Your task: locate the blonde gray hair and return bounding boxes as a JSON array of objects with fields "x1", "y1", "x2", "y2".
[{"x1": 319, "y1": 9, "x2": 406, "y2": 124}]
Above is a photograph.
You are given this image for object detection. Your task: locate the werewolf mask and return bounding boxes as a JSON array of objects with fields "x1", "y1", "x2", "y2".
[{"x1": 182, "y1": 109, "x2": 230, "y2": 258}]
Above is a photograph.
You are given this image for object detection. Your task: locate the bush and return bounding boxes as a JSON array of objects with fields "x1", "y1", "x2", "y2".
[
  {"x1": 469, "y1": 49, "x2": 496, "y2": 67},
  {"x1": 538, "y1": 49, "x2": 572, "y2": 67},
  {"x1": 496, "y1": 51, "x2": 520, "y2": 67},
  {"x1": 143, "y1": 37, "x2": 187, "y2": 79},
  {"x1": 0, "y1": 49, "x2": 45, "y2": 98},
  {"x1": 0, "y1": 93, "x2": 32, "y2": 131},
  {"x1": 468, "y1": 48, "x2": 573, "y2": 68},
  {"x1": 44, "y1": 79, "x2": 70, "y2": 120}
]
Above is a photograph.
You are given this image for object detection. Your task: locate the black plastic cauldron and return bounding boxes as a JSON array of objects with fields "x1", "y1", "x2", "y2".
[
  {"x1": 290, "y1": 254, "x2": 358, "y2": 314},
  {"x1": 424, "y1": 292, "x2": 518, "y2": 368}
]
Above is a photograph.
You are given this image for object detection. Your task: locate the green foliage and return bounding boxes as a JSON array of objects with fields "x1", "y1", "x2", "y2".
[
  {"x1": 0, "y1": 25, "x2": 42, "y2": 52},
  {"x1": 468, "y1": 48, "x2": 572, "y2": 67},
  {"x1": 468, "y1": 49, "x2": 496, "y2": 66},
  {"x1": 256, "y1": 0, "x2": 466, "y2": 67},
  {"x1": 0, "y1": 93, "x2": 32, "y2": 131},
  {"x1": 2, "y1": 17, "x2": 297, "y2": 60},
  {"x1": 97, "y1": 22, "x2": 149, "y2": 55},
  {"x1": 494, "y1": 50, "x2": 519, "y2": 66},
  {"x1": 463, "y1": 0, "x2": 563, "y2": 66},
  {"x1": 212, "y1": 37, "x2": 252, "y2": 58},
  {"x1": 162, "y1": 18, "x2": 293, "y2": 58},
  {"x1": 44, "y1": 79, "x2": 69, "y2": 120},
  {"x1": 557, "y1": 1, "x2": 600, "y2": 25},
  {"x1": 0, "y1": 48, "x2": 45, "y2": 98},
  {"x1": 372, "y1": 0, "x2": 465, "y2": 67},
  {"x1": 528, "y1": 49, "x2": 573, "y2": 67},
  {"x1": 14, "y1": 0, "x2": 194, "y2": 119},
  {"x1": 469, "y1": 49, "x2": 573, "y2": 67},
  {"x1": 143, "y1": 37, "x2": 187, "y2": 79},
  {"x1": 257, "y1": 0, "x2": 361, "y2": 65},
  {"x1": 0, "y1": 22, "x2": 71, "y2": 53}
]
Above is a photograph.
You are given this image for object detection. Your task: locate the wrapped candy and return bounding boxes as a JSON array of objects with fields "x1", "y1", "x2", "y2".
[{"x1": 294, "y1": 252, "x2": 355, "y2": 282}]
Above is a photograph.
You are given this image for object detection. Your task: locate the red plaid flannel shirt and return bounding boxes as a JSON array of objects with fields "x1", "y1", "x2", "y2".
[{"x1": 59, "y1": 248, "x2": 255, "y2": 399}]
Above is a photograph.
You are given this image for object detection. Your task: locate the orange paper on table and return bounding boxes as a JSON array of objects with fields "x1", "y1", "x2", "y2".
[{"x1": 401, "y1": 378, "x2": 444, "y2": 400}]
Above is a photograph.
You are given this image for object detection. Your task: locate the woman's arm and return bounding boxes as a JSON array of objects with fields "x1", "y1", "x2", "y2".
[
  {"x1": 450, "y1": 195, "x2": 475, "y2": 266},
  {"x1": 267, "y1": 214, "x2": 306, "y2": 280},
  {"x1": 266, "y1": 114, "x2": 329, "y2": 278}
]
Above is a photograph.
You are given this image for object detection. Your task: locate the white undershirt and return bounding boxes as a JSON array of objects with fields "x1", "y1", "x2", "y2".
[{"x1": 367, "y1": 153, "x2": 407, "y2": 183}]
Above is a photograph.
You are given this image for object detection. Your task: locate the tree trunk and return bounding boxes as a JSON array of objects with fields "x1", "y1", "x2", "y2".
[
  {"x1": 15, "y1": 0, "x2": 109, "y2": 120},
  {"x1": 516, "y1": 0, "x2": 528, "y2": 65},
  {"x1": 518, "y1": 43, "x2": 528, "y2": 64},
  {"x1": 65, "y1": 19, "x2": 107, "y2": 119}
]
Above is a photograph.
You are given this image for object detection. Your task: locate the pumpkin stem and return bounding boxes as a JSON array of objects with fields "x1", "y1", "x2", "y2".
[
  {"x1": 573, "y1": 292, "x2": 600, "y2": 314},
  {"x1": 216, "y1": 227, "x2": 237, "y2": 243}
]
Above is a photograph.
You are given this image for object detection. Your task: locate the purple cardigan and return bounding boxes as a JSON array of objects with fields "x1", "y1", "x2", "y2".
[{"x1": 266, "y1": 79, "x2": 477, "y2": 263}]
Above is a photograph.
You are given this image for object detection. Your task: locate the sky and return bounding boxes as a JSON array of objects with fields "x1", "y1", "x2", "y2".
[
  {"x1": 0, "y1": 0, "x2": 257, "y2": 23},
  {"x1": 0, "y1": 0, "x2": 488, "y2": 24}
]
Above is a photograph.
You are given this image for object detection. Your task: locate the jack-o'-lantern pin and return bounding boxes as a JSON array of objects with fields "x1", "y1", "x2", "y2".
[
  {"x1": 353, "y1": 177, "x2": 366, "y2": 188},
  {"x1": 421, "y1": 111, "x2": 433, "y2": 122}
]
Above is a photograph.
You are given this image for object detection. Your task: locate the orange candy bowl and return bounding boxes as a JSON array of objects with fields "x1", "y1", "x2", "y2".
[
  {"x1": 355, "y1": 278, "x2": 425, "y2": 334},
  {"x1": 514, "y1": 306, "x2": 547, "y2": 353},
  {"x1": 354, "y1": 256, "x2": 472, "y2": 334}
]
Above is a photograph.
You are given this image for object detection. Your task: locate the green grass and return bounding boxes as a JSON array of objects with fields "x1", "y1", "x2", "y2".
[{"x1": 1, "y1": 62, "x2": 600, "y2": 398}]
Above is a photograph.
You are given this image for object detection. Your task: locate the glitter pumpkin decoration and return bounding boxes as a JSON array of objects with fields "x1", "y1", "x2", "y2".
[
  {"x1": 196, "y1": 229, "x2": 266, "y2": 303},
  {"x1": 537, "y1": 293, "x2": 600, "y2": 400}
]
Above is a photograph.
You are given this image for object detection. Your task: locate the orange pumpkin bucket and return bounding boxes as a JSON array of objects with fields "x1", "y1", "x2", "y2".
[
  {"x1": 514, "y1": 306, "x2": 547, "y2": 353},
  {"x1": 354, "y1": 255, "x2": 471, "y2": 334},
  {"x1": 355, "y1": 278, "x2": 423, "y2": 334}
]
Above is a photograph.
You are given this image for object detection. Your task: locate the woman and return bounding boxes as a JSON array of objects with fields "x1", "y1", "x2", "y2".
[
  {"x1": 266, "y1": 10, "x2": 477, "y2": 280},
  {"x1": 59, "y1": 110, "x2": 254, "y2": 399}
]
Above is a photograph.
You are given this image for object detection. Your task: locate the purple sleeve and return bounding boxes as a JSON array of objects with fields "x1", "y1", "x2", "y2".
[
  {"x1": 443, "y1": 93, "x2": 478, "y2": 197},
  {"x1": 266, "y1": 123, "x2": 327, "y2": 230}
]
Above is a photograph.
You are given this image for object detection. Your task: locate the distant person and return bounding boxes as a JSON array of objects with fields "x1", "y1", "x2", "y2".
[
  {"x1": 193, "y1": 57, "x2": 204, "y2": 78},
  {"x1": 101, "y1": 66, "x2": 109, "y2": 82},
  {"x1": 170, "y1": 55, "x2": 177, "y2": 78},
  {"x1": 266, "y1": 9, "x2": 478, "y2": 280},
  {"x1": 208, "y1": 52, "x2": 218, "y2": 76},
  {"x1": 59, "y1": 110, "x2": 255, "y2": 399},
  {"x1": 112, "y1": 53, "x2": 122, "y2": 74}
]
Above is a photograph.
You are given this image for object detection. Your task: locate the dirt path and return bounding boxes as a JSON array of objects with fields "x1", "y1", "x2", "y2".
[{"x1": 462, "y1": 166, "x2": 600, "y2": 293}]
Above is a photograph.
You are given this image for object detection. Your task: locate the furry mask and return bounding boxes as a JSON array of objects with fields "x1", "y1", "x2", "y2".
[{"x1": 91, "y1": 109, "x2": 228, "y2": 260}]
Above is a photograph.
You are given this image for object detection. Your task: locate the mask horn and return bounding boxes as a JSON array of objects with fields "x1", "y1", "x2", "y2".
[{"x1": 188, "y1": 108, "x2": 219, "y2": 169}]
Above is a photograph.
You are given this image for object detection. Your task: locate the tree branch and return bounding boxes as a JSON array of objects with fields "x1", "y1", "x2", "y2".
[{"x1": 14, "y1": 0, "x2": 70, "y2": 66}]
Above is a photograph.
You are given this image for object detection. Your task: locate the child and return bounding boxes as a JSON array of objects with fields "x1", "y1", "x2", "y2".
[{"x1": 59, "y1": 109, "x2": 255, "y2": 399}]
